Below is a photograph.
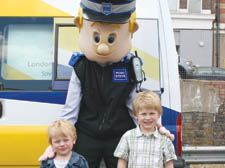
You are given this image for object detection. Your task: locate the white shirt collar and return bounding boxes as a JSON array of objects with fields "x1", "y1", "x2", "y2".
[{"x1": 136, "y1": 125, "x2": 159, "y2": 138}]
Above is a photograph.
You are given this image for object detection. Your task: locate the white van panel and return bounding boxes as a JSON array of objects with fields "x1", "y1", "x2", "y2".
[{"x1": 0, "y1": 99, "x2": 62, "y2": 125}]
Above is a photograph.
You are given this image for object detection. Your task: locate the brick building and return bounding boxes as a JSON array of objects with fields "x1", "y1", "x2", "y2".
[
  {"x1": 168, "y1": 1, "x2": 225, "y2": 163},
  {"x1": 168, "y1": 0, "x2": 225, "y2": 69},
  {"x1": 216, "y1": 0, "x2": 225, "y2": 68}
]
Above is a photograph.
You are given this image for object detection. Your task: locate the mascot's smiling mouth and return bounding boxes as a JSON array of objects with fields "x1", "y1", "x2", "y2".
[{"x1": 96, "y1": 52, "x2": 112, "y2": 58}]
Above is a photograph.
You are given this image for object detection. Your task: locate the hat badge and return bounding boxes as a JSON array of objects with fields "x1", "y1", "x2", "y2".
[{"x1": 101, "y1": 3, "x2": 112, "y2": 15}]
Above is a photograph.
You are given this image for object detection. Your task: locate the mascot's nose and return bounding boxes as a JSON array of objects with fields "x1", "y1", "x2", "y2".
[{"x1": 97, "y1": 43, "x2": 110, "y2": 55}]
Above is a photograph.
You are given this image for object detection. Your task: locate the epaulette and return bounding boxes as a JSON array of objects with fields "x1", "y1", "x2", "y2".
[{"x1": 68, "y1": 52, "x2": 84, "y2": 67}]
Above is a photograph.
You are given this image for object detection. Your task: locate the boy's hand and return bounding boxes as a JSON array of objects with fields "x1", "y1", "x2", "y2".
[
  {"x1": 38, "y1": 145, "x2": 55, "y2": 162},
  {"x1": 156, "y1": 123, "x2": 175, "y2": 141}
]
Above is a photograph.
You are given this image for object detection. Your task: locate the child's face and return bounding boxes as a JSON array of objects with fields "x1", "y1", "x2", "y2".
[
  {"x1": 51, "y1": 135, "x2": 76, "y2": 157},
  {"x1": 135, "y1": 108, "x2": 160, "y2": 134}
]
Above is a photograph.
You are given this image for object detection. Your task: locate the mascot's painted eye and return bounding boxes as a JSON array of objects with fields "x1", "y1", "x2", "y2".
[
  {"x1": 94, "y1": 32, "x2": 100, "y2": 43},
  {"x1": 108, "y1": 34, "x2": 115, "y2": 44}
]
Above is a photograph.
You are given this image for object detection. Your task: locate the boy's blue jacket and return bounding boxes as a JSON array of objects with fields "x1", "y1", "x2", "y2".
[{"x1": 40, "y1": 151, "x2": 89, "y2": 168}]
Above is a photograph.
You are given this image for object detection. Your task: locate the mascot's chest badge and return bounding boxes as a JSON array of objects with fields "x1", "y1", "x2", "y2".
[
  {"x1": 102, "y1": 3, "x2": 112, "y2": 15},
  {"x1": 112, "y1": 67, "x2": 129, "y2": 83}
]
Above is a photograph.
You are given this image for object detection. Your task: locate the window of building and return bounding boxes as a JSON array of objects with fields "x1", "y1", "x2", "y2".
[
  {"x1": 202, "y1": 0, "x2": 212, "y2": 10},
  {"x1": 180, "y1": 0, "x2": 187, "y2": 9},
  {"x1": 168, "y1": 0, "x2": 212, "y2": 13}
]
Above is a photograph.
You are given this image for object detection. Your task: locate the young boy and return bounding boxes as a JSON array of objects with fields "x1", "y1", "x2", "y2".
[
  {"x1": 114, "y1": 91, "x2": 177, "y2": 168},
  {"x1": 40, "y1": 120, "x2": 89, "y2": 168}
]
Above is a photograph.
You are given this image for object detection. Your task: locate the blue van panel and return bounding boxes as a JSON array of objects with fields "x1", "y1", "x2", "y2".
[
  {"x1": 162, "y1": 106, "x2": 180, "y2": 154},
  {"x1": 0, "y1": 91, "x2": 67, "y2": 104}
]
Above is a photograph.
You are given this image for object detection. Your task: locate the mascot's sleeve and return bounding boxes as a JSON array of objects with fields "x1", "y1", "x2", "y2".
[
  {"x1": 126, "y1": 86, "x2": 138, "y2": 125},
  {"x1": 60, "y1": 52, "x2": 83, "y2": 124}
]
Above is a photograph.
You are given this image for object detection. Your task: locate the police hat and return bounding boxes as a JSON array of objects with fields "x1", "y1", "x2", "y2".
[{"x1": 80, "y1": 0, "x2": 136, "y2": 24}]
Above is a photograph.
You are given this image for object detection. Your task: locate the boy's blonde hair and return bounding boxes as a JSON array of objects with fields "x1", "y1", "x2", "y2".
[
  {"x1": 132, "y1": 91, "x2": 162, "y2": 116},
  {"x1": 47, "y1": 120, "x2": 76, "y2": 144}
]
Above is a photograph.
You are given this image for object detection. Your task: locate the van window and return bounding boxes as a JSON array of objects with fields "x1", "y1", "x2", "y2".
[
  {"x1": 54, "y1": 24, "x2": 77, "y2": 81},
  {"x1": 0, "y1": 17, "x2": 53, "y2": 90},
  {"x1": 52, "y1": 19, "x2": 79, "y2": 90}
]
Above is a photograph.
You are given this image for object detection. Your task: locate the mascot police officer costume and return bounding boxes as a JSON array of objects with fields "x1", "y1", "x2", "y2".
[
  {"x1": 66, "y1": 1, "x2": 139, "y2": 167},
  {"x1": 39, "y1": 0, "x2": 174, "y2": 168}
]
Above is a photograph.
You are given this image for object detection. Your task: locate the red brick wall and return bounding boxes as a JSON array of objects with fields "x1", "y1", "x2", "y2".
[
  {"x1": 206, "y1": 81, "x2": 225, "y2": 101},
  {"x1": 221, "y1": 0, "x2": 225, "y2": 23},
  {"x1": 214, "y1": 0, "x2": 225, "y2": 23},
  {"x1": 182, "y1": 80, "x2": 225, "y2": 146}
]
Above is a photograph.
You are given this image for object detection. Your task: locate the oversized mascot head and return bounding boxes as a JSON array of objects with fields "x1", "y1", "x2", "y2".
[{"x1": 75, "y1": 0, "x2": 139, "y2": 64}]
